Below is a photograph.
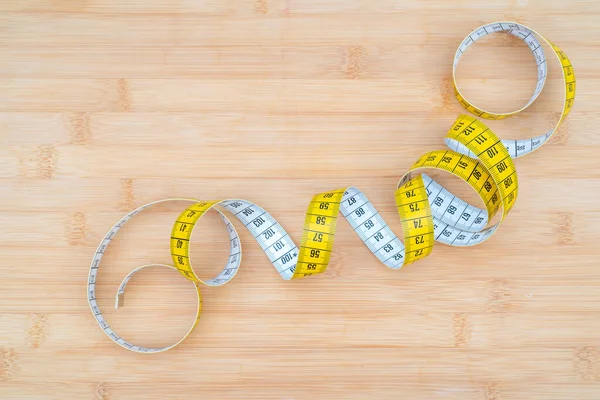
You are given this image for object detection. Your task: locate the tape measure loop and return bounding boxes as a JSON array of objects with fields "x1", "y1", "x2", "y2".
[
  {"x1": 170, "y1": 202, "x2": 242, "y2": 286},
  {"x1": 453, "y1": 22, "x2": 575, "y2": 158},
  {"x1": 88, "y1": 199, "x2": 205, "y2": 353},
  {"x1": 453, "y1": 22, "x2": 548, "y2": 119}
]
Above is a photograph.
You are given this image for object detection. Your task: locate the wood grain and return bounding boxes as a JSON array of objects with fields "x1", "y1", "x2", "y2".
[{"x1": 1, "y1": 1, "x2": 600, "y2": 399}]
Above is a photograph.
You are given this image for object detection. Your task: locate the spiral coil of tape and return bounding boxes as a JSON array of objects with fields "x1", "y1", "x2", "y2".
[{"x1": 88, "y1": 22, "x2": 575, "y2": 352}]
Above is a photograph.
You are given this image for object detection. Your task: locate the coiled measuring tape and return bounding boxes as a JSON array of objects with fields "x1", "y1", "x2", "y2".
[{"x1": 88, "y1": 21, "x2": 575, "y2": 353}]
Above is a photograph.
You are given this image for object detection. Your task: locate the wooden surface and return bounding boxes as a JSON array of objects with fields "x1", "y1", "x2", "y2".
[{"x1": 1, "y1": 1, "x2": 599, "y2": 399}]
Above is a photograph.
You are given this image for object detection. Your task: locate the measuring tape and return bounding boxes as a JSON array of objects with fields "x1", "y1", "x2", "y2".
[{"x1": 88, "y1": 21, "x2": 575, "y2": 353}]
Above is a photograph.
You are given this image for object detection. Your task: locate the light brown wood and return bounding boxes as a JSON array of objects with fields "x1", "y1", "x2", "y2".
[{"x1": 1, "y1": 1, "x2": 600, "y2": 399}]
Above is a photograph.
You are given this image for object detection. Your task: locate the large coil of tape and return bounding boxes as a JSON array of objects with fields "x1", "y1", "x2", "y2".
[{"x1": 88, "y1": 21, "x2": 575, "y2": 353}]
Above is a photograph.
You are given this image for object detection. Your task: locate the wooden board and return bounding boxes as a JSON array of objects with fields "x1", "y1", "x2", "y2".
[{"x1": 1, "y1": 1, "x2": 599, "y2": 399}]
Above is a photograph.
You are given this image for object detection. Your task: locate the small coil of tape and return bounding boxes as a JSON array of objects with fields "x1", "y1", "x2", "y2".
[{"x1": 88, "y1": 21, "x2": 575, "y2": 352}]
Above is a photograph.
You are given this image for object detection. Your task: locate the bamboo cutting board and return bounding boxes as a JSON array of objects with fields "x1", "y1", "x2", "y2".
[{"x1": 1, "y1": 1, "x2": 600, "y2": 399}]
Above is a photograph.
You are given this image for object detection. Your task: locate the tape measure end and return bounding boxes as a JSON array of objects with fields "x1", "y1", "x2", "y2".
[{"x1": 116, "y1": 292, "x2": 124, "y2": 309}]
